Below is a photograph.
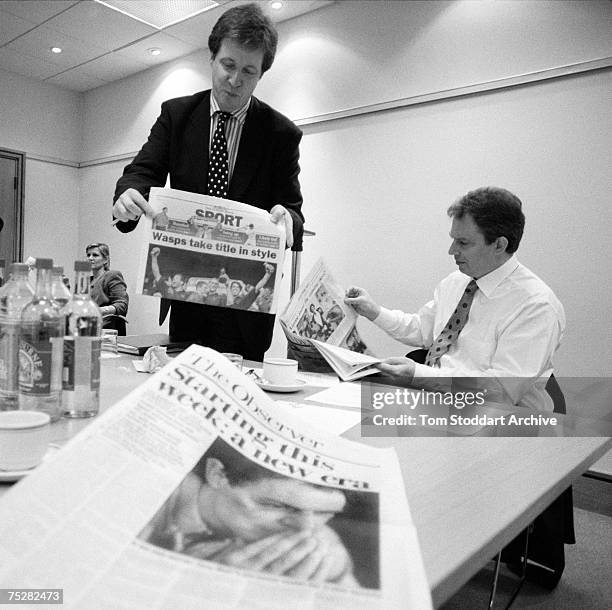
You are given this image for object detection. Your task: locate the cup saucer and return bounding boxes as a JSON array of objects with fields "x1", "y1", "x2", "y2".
[
  {"x1": 255, "y1": 379, "x2": 307, "y2": 393},
  {"x1": 0, "y1": 444, "x2": 61, "y2": 483}
]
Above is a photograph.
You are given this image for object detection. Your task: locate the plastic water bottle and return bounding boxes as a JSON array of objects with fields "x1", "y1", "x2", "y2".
[
  {"x1": 61, "y1": 261, "x2": 103, "y2": 418},
  {"x1": 0, "y1": 264, "x2": 34, "y2": 410},
  {"x1": 52, "y1": 266, "x2": 71, "y2": 308},
  {"x1": 19, "y1": 258, "x2": 64, "y2": 422}
]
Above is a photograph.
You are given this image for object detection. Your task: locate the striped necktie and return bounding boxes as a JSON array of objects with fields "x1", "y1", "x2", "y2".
[
  {"x1": 207, "y1": 111, "x2": 231, "y2": 198},
  {"x1": 425, "y1": 279, "x2": 478, "y2": 367}
]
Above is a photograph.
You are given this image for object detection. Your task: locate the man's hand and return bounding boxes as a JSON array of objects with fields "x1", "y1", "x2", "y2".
[
  {"x1": 376, "y1": 357, "x2": 416, "y2": 381},
  {"x1": 209, "y1": 531, "x2": 318, "y2": 576},
  {"x1": 270, "y1": 205, "x2": 293, "y2": 248},
  {"x1": 150, "y1": 247, "x2": 160, "y2": 258},
  {"x1": 344, "y1": 286, "x2": 381, "y2": 321},
  {"x1": 206, "y1": 528, "x2": 355, "y2": 584},
  {"x1": 113, "y1": 188, "x2": 154, "y2": 222}
]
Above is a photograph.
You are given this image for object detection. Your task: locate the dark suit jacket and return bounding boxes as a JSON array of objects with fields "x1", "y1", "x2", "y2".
[{"x1": 113, "y1": 91, "x2": 304, "y2": 359}]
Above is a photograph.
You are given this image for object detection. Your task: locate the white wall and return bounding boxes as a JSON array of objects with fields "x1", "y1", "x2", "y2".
[
  {"x1": 2, "y1": 0, "x2": 601, "y2": 375},
  {"x1": 0, "y1": 68, "x2": 82, "y2": 271},
  {"x1": 258, "y1": 0, "x2": 612, "y2": 120},
  {"x1": 79, "y1": 0, "x2": 612, "y2": 376},
  {"x1": 296, "y1": 68, "x2": 612, "y2": 379}
]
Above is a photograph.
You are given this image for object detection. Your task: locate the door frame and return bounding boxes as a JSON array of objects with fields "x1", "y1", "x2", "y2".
[{"x1": 0, "y1": 148, "x2": 25, "y2": 264}]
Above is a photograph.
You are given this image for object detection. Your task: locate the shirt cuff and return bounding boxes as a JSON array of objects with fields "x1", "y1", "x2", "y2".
[
  {"x1": 373, "y1": 306, "x2": 398, "y2": 331},
  {"x1": 413, "y1": 362, "x2": 433, "y2": 379}
]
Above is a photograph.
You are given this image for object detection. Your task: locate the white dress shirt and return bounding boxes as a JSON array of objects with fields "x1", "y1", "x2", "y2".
[
  {"x1": 374, "y1": 256, "x2": 566, "y2": 411},
  {"x1": 210, "y1": 94, "x2": 250, "y2": 182}
]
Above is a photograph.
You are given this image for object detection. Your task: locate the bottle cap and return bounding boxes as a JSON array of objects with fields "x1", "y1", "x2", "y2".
[
  {"x1": 9, "y1": 263, "x2": 28, "y2": 273},
  {"x1": 74, "y1": 260, "x2": 92, "y2": 272},
  {"x1": 35, "y1": 258, "x2": 53, "y2": 269}
]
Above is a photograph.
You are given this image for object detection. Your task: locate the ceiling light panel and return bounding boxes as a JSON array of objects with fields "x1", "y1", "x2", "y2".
[{"x1": 94, "y1": 0, "x2": 220, "y2": 30}]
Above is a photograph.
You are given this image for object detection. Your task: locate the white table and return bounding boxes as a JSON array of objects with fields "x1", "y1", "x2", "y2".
[{"x1": 2, "y1": 354, "x2": 609, "y2": 607}]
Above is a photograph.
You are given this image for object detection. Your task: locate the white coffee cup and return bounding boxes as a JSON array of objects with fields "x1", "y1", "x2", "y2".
[
  {"x1": 263, "y1": 357, "x2": 298, "y2": 386},
  {"x1": 0, "y1": 410, "x2": 51, "y2": 471}
]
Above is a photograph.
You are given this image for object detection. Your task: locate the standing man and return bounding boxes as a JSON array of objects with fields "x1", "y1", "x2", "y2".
[
  {"x1": 345, "y1": 186, "x2": 566, "y2": 411},
  {"x1": 112, "y1": 3, "x2": 304, "y2": 361}
]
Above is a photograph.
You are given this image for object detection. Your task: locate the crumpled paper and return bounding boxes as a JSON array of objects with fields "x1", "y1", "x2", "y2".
[{"x1": 141, "y1": 345, "x2": 170, "y2": 372}]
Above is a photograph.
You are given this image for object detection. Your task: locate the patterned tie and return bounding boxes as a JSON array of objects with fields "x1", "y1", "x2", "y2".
[
  {"x1": 207, "y1": 111, "x2": 231, "y2": 198},
  {"x1": 425, "y1": 279, "x2": 478, "y2": 367}
]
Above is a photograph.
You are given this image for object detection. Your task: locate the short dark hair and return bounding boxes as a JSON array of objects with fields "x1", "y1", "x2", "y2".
[
  {"x1": 208, "y1": 3, "x2": 278, "y2": 74},
  {"x1": 194, "y1": 438, "x2": 285, "y2": 486},
  {"x1": 447, "y1": 187, "x2": 525, "y2": 253}
]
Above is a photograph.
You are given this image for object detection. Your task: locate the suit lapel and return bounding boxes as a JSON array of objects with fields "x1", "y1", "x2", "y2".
[
  {"x1": 185, "y1": 91, "x2": 211, "y2": 194},
  {"x1": 229, "y1": 98, "x2": 265, "y2": 201}
]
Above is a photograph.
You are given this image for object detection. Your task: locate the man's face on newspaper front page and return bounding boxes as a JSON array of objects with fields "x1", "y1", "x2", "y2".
[{"x1": 206, "y1": 458, "x2": 346, "y2": 543}]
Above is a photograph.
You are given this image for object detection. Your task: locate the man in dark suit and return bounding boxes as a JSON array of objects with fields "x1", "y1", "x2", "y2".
[{"x1": 112, "y1": 3, "x2": 303, "y2": 361}]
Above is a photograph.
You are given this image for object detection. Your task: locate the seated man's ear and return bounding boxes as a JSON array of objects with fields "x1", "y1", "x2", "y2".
[
  {"x1": 495, "y1": 236, "x2": 509, "y2": 254},
  {"x1": 205, "y1": 457, "x2": 230, "y2": 488}
]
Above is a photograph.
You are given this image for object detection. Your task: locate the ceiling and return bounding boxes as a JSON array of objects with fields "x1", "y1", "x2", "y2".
[{"x1": 0, "y1": 0, "x2": 333, "y2": 92}]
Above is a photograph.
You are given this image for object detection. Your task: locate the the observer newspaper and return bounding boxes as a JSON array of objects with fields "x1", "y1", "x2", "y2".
[
  {"x1": 0, "y1": 346, "x2": 432, "y2": 609},
  {"x1": 136, "y1": 187, "x2": 286, "y2": 314}
]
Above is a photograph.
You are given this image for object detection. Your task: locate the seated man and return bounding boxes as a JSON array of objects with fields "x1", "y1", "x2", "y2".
[{"x1": 345, "y1": 186, "x2": 565, "y2": 411}]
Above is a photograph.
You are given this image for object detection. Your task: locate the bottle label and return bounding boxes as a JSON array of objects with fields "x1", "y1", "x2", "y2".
[
  {"x1": 63, "y1": 337, "x2": 102, "y2": 391},
  {"x1": 18, "y1": 337, "x2": 63, "y2": 396},
  {"x1": 0, "y1": 321, "x2": 20, "y2": 396}
]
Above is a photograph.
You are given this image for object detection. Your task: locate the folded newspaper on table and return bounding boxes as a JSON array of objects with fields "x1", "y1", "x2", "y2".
[
  {"x1": 280, "y1": 258, "x2": 372, "y2": 372},
  {"x1": 310, "y1": 340, "x2": 384, "y2": 382},
  {"x1": 136, "y1": 187, "x2": 286, "y2": 314},
  {"x1": 0, "y1": 346, "x2": 432, "y2": 609}
]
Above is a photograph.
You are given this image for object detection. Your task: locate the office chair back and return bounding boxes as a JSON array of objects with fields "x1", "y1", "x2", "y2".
[{"x1": 103, "y1": 315, "x2": 128, "y2": 336}]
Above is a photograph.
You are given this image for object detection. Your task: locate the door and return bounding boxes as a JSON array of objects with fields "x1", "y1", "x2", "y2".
[{"x1": 0, "y1": 149, "x2": 24, "y2": 271}]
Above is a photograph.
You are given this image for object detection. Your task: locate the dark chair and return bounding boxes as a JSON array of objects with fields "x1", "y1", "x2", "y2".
[
  {"x1": 405, "y1": 350, "x2": 574, "y2": 603},
  {"x1": 495, "y1": 375, "x2": 574, "y2": 602},
  {"x1": 406, "y1": 348, "x2": 427, "y2": 364},
  {"x1": 486, "y1": 372, "x2": 572, "y2": 606},
  {"x1": 103, "y1": 314, "x2": 128, "y2": 336}
]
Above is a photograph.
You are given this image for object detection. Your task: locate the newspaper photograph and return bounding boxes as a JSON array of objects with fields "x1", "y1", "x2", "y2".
[
  {"x1": 0, "y1": 346, "x2": 432, "y2": 609},
  {"x1": 281, "y1": 259, "x2": 369, "y2": 349},
  {"x1": 280, "y1": 259, "x2": 371, "y2": 372},
  {"x1": 136, "y1": 187, "x2": 286, "y2": 314}
]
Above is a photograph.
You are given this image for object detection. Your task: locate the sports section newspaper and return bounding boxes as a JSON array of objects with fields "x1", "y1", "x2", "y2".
[
  {"x1": 0, "y1": 347, "x2": 432, "y2": 608},
  {"x1": 136, "y1": 188, "x2": 286, "y2": 315},
  {"x1": 280, "y1": 259, "x2": 372, "y2": 372}
]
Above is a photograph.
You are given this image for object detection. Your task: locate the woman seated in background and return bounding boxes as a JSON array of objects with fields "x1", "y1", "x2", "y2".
[{"x1": 86, "y1": 242, "x2": 129, "y2": 334}]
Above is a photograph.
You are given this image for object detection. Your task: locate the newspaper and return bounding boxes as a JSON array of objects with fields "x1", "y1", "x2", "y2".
[
  {"x1": 136, "y1": 187, "x2": 286, "y2": 314},
  {"x1": 0, "y1": 346, "x2": 432, "y2": 609},
  {"x1": 280, "y1": 259, "x2": 370, "y2": 372},
  {"x1": 309, "y1": 340, "x2": 383, "y2": 382}
]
